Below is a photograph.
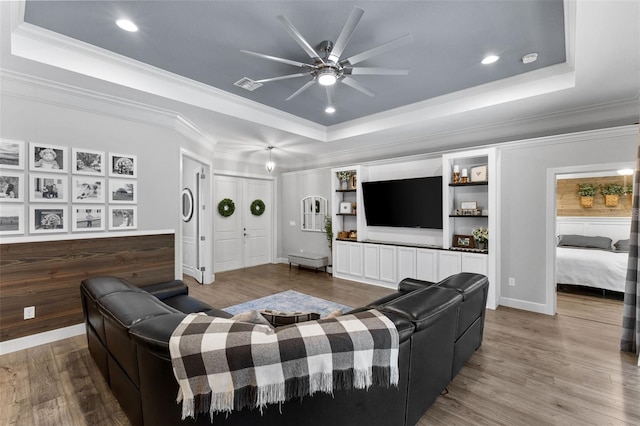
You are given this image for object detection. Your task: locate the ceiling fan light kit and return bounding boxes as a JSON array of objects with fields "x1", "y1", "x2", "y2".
[{"x1": 241, "y1": 6, "x2": 412, "y2": 108}]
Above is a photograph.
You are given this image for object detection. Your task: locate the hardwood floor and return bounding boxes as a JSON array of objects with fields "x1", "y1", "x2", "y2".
[{"x1": 1, "y1": 264, "x2": 638, "y2": 425}]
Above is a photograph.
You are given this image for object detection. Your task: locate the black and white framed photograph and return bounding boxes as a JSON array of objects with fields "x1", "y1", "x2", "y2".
[
  {"x1": 109, "y1": 179, "x2": 137, "y2": 203},
  {"x1": 72, "y1": 207, "x2": 104, "y2": 232},
  {"x1": 0, "y1": 204, "x2": 25, "y2": 235},
  {"x1": 30, "y1": 205, "x2": 68, "y2": 233},
  {"x1": 109, "y1": 206, "x2": 137, "y2": 230},
  {"x1": 0, "y1": 139, "x2": 25, "y2": 170},
  {"x1": 109, "y1": 153, "x2": 137, "y2": 178},
  {"x1": 29, "y1": 142, "x2": 67, "y2": 173},
  {"x1": 0, "y1": 171, "x2": 24, "y2": 202},
  {"x1": 72, "y1": 148, "x2": 105, "y2": 175},
  {"x1": 72, "y1": 177, "x2": 105, "y2": 203},
  {"x1": 30, "y1": 174, "x2": 68, "y2": 202}
]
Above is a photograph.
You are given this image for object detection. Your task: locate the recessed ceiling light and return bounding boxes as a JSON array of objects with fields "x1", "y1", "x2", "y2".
[
  {"x1": 481, "y1": 55, "x2": 499, "y2": 65},
  {"x1": 116, "y1": 19, "x2": 138, "y2": 32},
  {"x1": 325, "y1": 106, "x2": 336, "y2": 114},
  {"x1": 522, "y1": 53, "x2": 539, "y2": 64}
]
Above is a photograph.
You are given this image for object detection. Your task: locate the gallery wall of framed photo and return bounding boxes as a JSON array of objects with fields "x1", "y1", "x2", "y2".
[{"x1": 0, "y1": 138, "x2": 138, "y2": 237}]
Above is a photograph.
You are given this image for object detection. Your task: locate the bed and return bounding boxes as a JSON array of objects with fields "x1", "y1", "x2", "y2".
[{"x1": 556, "y1": 217, "x2": 631, "y2": 293}]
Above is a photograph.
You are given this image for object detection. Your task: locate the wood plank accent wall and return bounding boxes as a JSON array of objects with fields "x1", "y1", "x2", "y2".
[
  {"x1": 557, "y1": 176, "x2": 632, "y2": 217},
  {"x1": 0, "y1": 233, "x2": 175, "y2": 342}
]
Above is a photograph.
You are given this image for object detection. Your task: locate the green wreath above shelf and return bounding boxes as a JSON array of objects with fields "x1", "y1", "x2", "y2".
[
  {"x1": 218, "y1": 198, "x2": 235, "y2": 217},
  {"x1": 250, "y1": 199, "x2": 266, "y2": 216}
]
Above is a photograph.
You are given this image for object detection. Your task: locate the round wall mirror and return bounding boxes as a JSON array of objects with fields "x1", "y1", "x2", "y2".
[{"x1": 181, "y1": 188, "x2": 194, "y2": 222}]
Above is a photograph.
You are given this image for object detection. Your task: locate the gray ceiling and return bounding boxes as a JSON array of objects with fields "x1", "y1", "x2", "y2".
[{"x1": 23, "y1": 1, "x2": 566, "y2": 126}]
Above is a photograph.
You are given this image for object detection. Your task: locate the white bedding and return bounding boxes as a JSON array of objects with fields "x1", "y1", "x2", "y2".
[{"x1": 556, "y1": 247, "x2": 628, "y2": 292}]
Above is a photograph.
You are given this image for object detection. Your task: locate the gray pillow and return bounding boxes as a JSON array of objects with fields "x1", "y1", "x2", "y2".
[
  {"x1": 557, "y1": 234, "x2": 613, "y2": 251},
  {"x1": 231, "y1": 310, "x2": 274, "y2": 328},
  {"x1": 614, "y1": 239, "x2": 630, "y2": 253},
  {"x1": 259, "y1": 309, "x2": 320, "y2": 327}
]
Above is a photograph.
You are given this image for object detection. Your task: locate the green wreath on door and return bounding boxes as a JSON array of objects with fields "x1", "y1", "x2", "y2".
[
  {"x1": 217, "y1": 198, "x2": 235, "y2": 217},
  {"x1": 250, "y1": 199, "x2": 265, "y2": 216}
]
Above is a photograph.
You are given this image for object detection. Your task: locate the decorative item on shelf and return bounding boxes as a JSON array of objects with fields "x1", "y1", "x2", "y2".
[
  {"x1": 337, "y1": 231, "x2": 349, "y2": 239},
  {"x1": 577, "y1": 183, "x2": 597, "y2": 208},
  {"x1": 624, "y1": 184, "x2": 634, "y2": 196},
  {"x1": 470, "y1": 165, "x2": 488, "y2": 182},
  {"x1": 460, "y1": 168, "x2": 468, "y2": 184},
  {"x1": 460, "y1": 201, "x2": 477, "y2": 210},
  {"x1": 600, "y1": 183, "x2": 624, "y2": 207},
  {"x1": 348, "y1": 230, "x2": 357, "y2": 240},
  {"x1": 336, "y1": 171, "x2": 352, "y2": 190},
  {"x1": 250, "y1": 199, "x2": 266, "y2": 216},
  {"x1": 453, "y1": 234, "x2": 476, "y2": 249},
  {"x1": 351, "y1": 202, "x2": 357, "y2": 214},
  {"x1": 339, "y1": 202, "x2": 353, "y2": 214},
  {"x1": 472, "y1": 226, "x2": 488, "y2": 250},
  {"x1": 218, "y1": 198, "x2": 235, "y2": 217},
  {"x1": 350, "y1": 174, "x2": 357, "y2": 189},
  {"x1": 452, "y1": 165, "x2": 460, "y2": 183}
]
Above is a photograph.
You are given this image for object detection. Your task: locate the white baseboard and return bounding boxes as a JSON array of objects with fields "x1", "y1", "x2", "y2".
[
  {"x1": 0, "y1": 323, "x2": 85, "y2": 355},
  {"x1": 500, "y1": 297, "x2": 551, "y2": 315},
  {"x1": 276, "y1": 257, "x2": 289, "y2": 264}
]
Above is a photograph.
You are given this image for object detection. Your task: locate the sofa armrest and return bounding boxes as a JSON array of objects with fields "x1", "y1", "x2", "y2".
[
  {"x1": 398, "y1": 277, "x2": 436, "y2": 292},
  {"x1": 140, "y1": 280, "x2": 188, "y2": 300}
]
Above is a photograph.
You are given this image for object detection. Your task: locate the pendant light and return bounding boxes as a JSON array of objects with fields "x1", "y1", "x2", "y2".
[{"x1": 265, "y1": 146, "x2": 275, "y2": 173}]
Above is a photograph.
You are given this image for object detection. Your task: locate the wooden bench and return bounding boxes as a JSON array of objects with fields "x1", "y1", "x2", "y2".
[{"x1": 288, "y1": 253, "x2": 329, "y2": 273}]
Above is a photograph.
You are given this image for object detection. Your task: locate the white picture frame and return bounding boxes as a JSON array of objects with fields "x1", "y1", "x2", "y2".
[
  {"x1": 109, "y1": 206, "x2": 137, "y2": 230},
  {"x1": 30, "y1": 174, "x2": 68, "y2": 202},
  {"x1": 72, "y1": 206, "x2": 105, "y2": 232},
  {"x1": 0, "y1": 204, "x2": 25, "y2": 235},
  {"x1": 0, "y1": 171, "x2": 24, "y2": 202},
  {"x1": 30, "y1": 204, "x2": 68, "y2": 233},
  {"x1": 72, "y1": 177, "x2": 105, "y2": 203},
  {"x1": 29, "y1": 142, "x2": 67, "y2": 173},
  {"x1": 109, "y1": 153, "x2": 137, "y2": 178},
  {"x1": 109, "y1": 179, "x2": 137, "y2": 203},
  {"x1": 72, "y1": 148, "x2": 105, "y2": 175},
  {"x1": 0, "y1": 139, "x2": 25, "y2": 170}
]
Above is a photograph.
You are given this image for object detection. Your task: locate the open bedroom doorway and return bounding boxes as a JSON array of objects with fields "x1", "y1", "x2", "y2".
[{"x1": 548, "y1": 163, "x2": 633, "y2": 322}]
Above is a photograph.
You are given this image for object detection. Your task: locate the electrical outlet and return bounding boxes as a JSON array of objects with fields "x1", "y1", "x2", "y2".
[
  {"x1": 508, "y1": 277, "x2": 516, "y2": 287},
  {"x1": 24, "y1": 306, "x2": 35, "y2": 320}
]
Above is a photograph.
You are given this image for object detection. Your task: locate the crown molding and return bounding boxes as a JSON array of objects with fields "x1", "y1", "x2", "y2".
[{"x1": 1, "y1": 69, "x2": 216, "y2": 153}]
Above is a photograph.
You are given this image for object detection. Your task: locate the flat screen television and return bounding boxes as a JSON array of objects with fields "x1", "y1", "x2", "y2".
[{"x1": 361, "y1": 176, "x2": 443, "y2": 229}]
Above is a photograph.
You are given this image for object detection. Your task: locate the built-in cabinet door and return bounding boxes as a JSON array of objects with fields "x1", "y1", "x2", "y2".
[
  {"x1": 335, "y1": 241, "x2": 349, "y2": 275},
  {"x1": 397, "y1": 247, "x2": 417, "y2": 281},
  {"x1": 416, "y1": 249, "x2": 438, "y2": 282},
  {"x1": 438, "y1": 251, "x2": 461, "y2": 281},
  {"x1": 364, "y1": 245, "x2": 380, "y2": 280},
  {"x1": 461, "y1": 253, "x2": 488, "y2": 275},
  {"x1": 378, "y1": 246, "x2": 396, "y2": 283},
  {"x1": 348, "y1": 243, "x2": 364, "y2": 277}
]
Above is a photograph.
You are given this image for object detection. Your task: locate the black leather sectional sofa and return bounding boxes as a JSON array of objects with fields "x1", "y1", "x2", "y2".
[{"x1": 80, "y1": 272, "x2": 488, "y2": 426}]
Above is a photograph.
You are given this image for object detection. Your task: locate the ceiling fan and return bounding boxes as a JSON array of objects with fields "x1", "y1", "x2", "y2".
[{"x1": 241, "y1": 7, "x2": 412, "y2": 108}]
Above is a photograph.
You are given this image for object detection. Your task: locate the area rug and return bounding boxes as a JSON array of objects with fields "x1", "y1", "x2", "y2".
[{"x1": 224, "y1": 290, "x2": 352, "y2": 318}]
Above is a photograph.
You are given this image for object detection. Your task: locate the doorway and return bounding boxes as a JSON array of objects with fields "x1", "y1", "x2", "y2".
[
  {"x1": 181, "y1": 151, "x2": 212, "y2": 284},
  {"x1": 213, "y1": 175, "x2": 274, "y2": 273}
]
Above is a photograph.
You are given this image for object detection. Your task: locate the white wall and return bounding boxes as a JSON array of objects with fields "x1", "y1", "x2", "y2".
[
  {"x1": 499, "y1": 127, "x2": 637, "y2": 307},
  {"x1": 0, "y1": 89, "x2": 218, "y2": 275},
  {"x1": 278, "y1": 168, "x2": 332, "y2": 260}
]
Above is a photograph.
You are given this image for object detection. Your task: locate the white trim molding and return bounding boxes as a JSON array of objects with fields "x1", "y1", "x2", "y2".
[{"x1": 0, "y1": 323, "x2": 84, "y2": 355}]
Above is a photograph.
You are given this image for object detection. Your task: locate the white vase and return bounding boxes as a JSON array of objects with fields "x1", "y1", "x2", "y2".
[
  {"x1": 341, "y1": 180, "x2": 348, "y2": 190},
  {"x1": 477, "y1": 241, "x2": 486, "y2": 250}
]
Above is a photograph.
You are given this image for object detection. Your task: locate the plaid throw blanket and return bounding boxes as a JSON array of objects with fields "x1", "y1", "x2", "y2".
[{"x1": 169, "y1": 309, "x2": 399, "y2": 420}]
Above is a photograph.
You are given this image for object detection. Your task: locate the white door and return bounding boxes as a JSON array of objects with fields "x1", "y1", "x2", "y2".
[
  {"x1": 182, "y1": 154, "x2": 210, "y2": 283},
  {"x1": 242, "y1": 178, "x2": 272, "y2": 267},
  {"x1": 214, "y1": 175, "x2": 273, "y2": 272}
]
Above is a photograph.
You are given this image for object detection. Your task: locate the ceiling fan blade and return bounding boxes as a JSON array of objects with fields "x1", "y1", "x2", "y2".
[
  {"x1": 277, "y1": 15, "x2": 325, "y2": 64},
  {"x1": 328, "y1": 7, "x2": 365, "y2": 63},
  {"x1": 241, "y1": 50, "x2": 311, "y2": 68},
  {"x1": 341, "y1": 34, "x2": 413, "y2": 66},
  {"x1": 346, "y1": 67, "x2": 410, "y2": 76},
  {"x1": 341, "y1": 76, "x2": 375, "y2": 97},
  {"x1": 286, "y1": 80, "x2": 316, "y2": 101},
  {"x1": 254, "y1": 73, "x2": 309, "y2": 83}
]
